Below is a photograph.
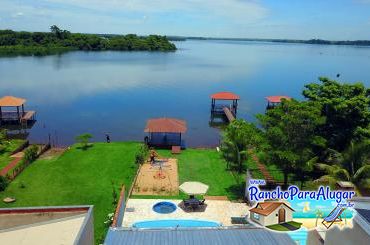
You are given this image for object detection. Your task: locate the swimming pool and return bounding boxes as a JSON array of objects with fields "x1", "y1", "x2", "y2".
[
  {"x1": 152, "y1": 201, "x2": 177, "y2": 214},
  {"x1": 287, "y1": 228, "x2": 308, "y2": 245},
  {"x1": 132, "y1": 219, "x2": 221, "y2": 228}
]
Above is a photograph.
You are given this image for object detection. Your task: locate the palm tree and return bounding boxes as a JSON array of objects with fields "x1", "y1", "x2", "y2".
[
  {"x1": 315, "y1": 209, "x2": 324, "y2": 227},
  {"x1": 315, "y1": 140, "x2": 370, "y2": 187}
]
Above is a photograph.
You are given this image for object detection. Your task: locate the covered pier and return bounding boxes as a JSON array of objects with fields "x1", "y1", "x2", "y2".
[
  {"x1": 0, "y1": 96, "x2": 36, "y2": 125},
  {"x1": 210, "y1": 92, "x2": 240, "y2": 124},
  {"x1": 144, "y1": 118, "x2": 187, "y2": 149},
  {"x1": 265, "y1": 96, "x2": 291, "y2": 109}
]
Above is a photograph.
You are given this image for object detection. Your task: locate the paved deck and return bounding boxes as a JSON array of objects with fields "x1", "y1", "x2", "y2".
[{"x1": 122, "y1": 199, "x2": 249, "y2": 227}]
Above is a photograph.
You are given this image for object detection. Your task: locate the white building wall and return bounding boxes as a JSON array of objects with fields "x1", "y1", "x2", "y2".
[{"x1": 263, "y1": 205, "x2": 293, "y2": 226}]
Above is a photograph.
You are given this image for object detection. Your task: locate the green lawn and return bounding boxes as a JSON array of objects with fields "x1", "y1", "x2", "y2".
[
  {"x1": 0, "y1": 139, "x2": 26, "y2": 169},
  {"x1": 157, "y1": 148, "x2": 245, "y2": 200},
  {"x1": 0, "y1": 142, "x2": 140, "y2": 244},
  {"x1": 266, "y1": 221, "x2": 302, "y2": 231}
]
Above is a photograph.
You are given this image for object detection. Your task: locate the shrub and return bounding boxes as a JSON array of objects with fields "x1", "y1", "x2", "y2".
[
  {"x1": 0, "y1": 176, "x2": 8, "y2": 191},
  {"x1": 75, "y1": 133, "x2": 93, "y2": 150},
  {"x1": 23, "y1": 145, "x2": 39, "y2": 164},
  {"x1": 135, "y1": 144, "x2": 149, "y2": 165}
]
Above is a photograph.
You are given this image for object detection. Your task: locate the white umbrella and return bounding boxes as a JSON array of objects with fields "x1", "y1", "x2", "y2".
[{"x1": 179, "y1": 181, "x2": 209, "y2": 195}]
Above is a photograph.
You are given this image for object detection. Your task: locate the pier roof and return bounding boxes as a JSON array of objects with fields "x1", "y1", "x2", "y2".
[
  {"x1": 211, "y1": 92, "x2": 240, "y2": 100},
  {"x1": 145, "y1": 118, "x2": 187, "y2": 133},
  {"x1": 265, "y1": 96, "x2": 291, "y2": 103},
  {"x1": 0, "y1": 96, "x2": 26, "y2": 107}
]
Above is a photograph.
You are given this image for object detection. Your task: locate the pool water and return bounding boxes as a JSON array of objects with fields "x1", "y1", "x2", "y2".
[
  {"x1": 152, "y1": 201, "x2": 177, "y2": 214},
  {"x1": 132, "y1": 219, "x2": 221, "y2": 228},
  {"x1": 288, "y1": 228, "x2": 308, "y2": 245}
]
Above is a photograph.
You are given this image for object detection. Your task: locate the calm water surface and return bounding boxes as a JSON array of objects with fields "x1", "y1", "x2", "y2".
[{"x1": 1, "y1": 40, "x2": 370, "y2": 146}]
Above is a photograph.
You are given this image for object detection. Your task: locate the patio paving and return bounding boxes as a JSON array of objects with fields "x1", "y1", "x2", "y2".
[{"x1": 122, "y1": 198, "x2": 249, "y2": 227}]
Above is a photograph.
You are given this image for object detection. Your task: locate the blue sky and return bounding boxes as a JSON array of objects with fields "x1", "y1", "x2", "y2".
[{"x1": 0, "y1": 0, "x2": 369, "y2": 40}]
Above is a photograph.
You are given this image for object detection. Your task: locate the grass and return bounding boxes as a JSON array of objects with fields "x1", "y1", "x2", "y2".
[
  {"x1": 156, "y1": 148, "x2": 245, "y2": 200},
  {"x1": 266, "y1": 221, "x2": 302, "y2": 231},
  {"x1": 0, "y1": 142, "x2": 140, "y2": 244},
  {"x1": 0, "y1": 139, "x2": 26, "y2": 169}
]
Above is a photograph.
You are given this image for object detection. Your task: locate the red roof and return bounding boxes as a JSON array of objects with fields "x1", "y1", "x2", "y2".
[
  {"x1": 144, "y1": 118, "x2": 187, "y2": 133},
  {"x1": 211, "y1": 92, "x2": 240, "y2": 100},
  {"x1": 266, "y1": 96, "x2": 291, "y2": 103},
  {"x1": 249, "y1": 202, "x2": 294, "y2": 216},
  {"x1": 0, "y1": 96, "x2": 26, "y2": 107}
]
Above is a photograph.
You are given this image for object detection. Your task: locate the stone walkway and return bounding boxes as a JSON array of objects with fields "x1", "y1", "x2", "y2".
[{"x1": 122, "y1": 198, "x2": 249, "y2": 227}]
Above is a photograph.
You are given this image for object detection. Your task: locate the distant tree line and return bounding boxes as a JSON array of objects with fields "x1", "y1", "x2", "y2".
[
  {"x1": 0, "y1": 25, "x2": 177, "y2": 56},
  {"x1": 184, "y1": 37, "x2": 370, "y2": 46}
]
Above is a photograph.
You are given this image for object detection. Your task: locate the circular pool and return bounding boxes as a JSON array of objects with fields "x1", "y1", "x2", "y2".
[{"x1": 152, "y1": 201, "x2": 177, "y2": 214}]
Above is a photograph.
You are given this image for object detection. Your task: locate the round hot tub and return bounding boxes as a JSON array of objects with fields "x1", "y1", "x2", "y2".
[{"x1": 152, "y1": 201, "x2": 177, "y2": 214}]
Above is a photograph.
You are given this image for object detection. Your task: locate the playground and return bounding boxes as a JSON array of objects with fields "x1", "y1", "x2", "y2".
[{"x1": 132, "y1": 158, "x2": 179, "y2": 196}]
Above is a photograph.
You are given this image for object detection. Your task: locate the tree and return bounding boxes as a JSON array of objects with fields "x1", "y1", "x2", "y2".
[
  {"x1": 257, "y1": 99, "x2": 326, "y2": 188},
  {"x1": 315, "y1": 140, "x2": 370, "y2": 188},
  {"x1": 303, "y1": 77, "x2": 370, "y2": 151},
  {"x1": 75, "y1": 133, "x2": 93, "y2": 150},
  {"x1": 221, "y1": 119, "x2": 263, "y2": 173}
]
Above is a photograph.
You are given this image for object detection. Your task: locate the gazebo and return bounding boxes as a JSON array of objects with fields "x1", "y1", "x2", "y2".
[
  {"x1": 265, "y1": 96, "x2": 291, "y2": 109},
  {"x1": 0, "y1": 96, "x2": 36, "y2": 124},
  {"x1": 210, "y1": 92, "x2": 240, "y2": 124},
  {"x1": 144, "y1": 118, "x2": 187, "y2": 148}
]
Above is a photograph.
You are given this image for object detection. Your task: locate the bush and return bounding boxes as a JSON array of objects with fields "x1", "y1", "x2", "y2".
[
  {"x1": 135, "y1": 144, "x2": 149, "y2": 165},
  {"x1": 0, "y1": 176, "x2": 8, "y2": 191},
  {"x1": 23, "y1": 145, "x2": 39, "y2": 164},
  {"x1": 75, "y1": 133, "x2": 93, "y2": 150}
]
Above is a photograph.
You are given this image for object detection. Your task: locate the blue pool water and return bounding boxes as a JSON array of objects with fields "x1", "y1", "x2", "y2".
[
  {"x1": 288, "y1": 228, "x2": 308, "y2": 245},
  {"x1": 152, "y1": 201, "x2": 177, "y2": 214},
  {"x1": 132, "y1": 219, "x2": 221, "y2": 228}
]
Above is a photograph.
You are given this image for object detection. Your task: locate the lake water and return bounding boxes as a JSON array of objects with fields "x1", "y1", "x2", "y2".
[{"x1": 1, "y1": 40, "x2": 370, "y2": 146}]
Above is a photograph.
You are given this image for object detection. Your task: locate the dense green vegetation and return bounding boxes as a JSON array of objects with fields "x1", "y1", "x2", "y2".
[
  {"x1": 221, "y1": 77, "x2": 370, "y2": 191},
  {"x1": 0, "y1": 142, "x2": 140, "y2": 244},
  {"x1": 0, "y1": 25, "x2": 176, "y2": 56}
]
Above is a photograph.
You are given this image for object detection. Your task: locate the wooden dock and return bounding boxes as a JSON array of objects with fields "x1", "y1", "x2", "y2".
[
  {"x1": 223, "y1": 107, "x2": 235, "y2": 122},
  {"x1": 0, "y1": 111, "x2": 36, "y2": 125},
  {"x1": 21, "y1": 111, "x2": 36, "y2": 121}
]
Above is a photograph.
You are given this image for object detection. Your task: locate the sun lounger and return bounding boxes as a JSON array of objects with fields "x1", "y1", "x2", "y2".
[
  {"x1": 231, "y1": 215, "x2": 249, "y2": 225},
  {"x1": 322, "y1": 205, "x2": 345, "y2": 229}
]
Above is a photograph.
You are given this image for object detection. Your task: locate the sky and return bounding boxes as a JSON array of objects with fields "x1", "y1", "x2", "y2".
[{"x1": 0, "y1": 0, "x2": 370, "y2": 40}]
